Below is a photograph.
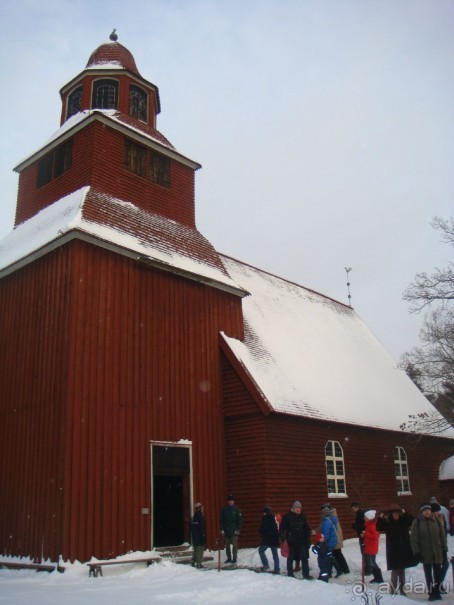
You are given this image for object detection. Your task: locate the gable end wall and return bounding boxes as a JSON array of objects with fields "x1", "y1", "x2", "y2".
[{"x1": 221, "y1": 354, "x2": 454, "y2": 547}]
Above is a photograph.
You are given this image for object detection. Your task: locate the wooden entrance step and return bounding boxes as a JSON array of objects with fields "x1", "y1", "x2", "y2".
[{"x1": 154, "y1": 544, "x2": 214, "y2": 565}]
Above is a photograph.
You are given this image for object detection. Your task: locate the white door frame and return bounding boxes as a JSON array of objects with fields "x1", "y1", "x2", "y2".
[{"x1": 150, "y1": 440, "x2": 193, "y2": 548}]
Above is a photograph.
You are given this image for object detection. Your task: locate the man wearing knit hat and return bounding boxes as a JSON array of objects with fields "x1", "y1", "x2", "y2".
[
  {"x1": 279, "y1": 501, "x2": 313, "y2": 579},
  {"x1": 220, "y1": 495, "x2": 243, "y2": 564},
  {"x1": 411, "y1": 504, "x2": 446, "y2": 601}
]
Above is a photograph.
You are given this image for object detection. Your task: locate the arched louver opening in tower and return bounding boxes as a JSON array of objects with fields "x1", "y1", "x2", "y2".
[
  {"x1": 67, "y1": 86, "x2": 83, "y2": 119},
  {"x1": 92, "y1": 78, "x2": 119, "y2": 110},
  {"x1": 129, "y1": 84, "x2": 148, "y2": 122}
]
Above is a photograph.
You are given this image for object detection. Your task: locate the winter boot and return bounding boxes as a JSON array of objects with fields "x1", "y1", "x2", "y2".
[
  {"x1": 429, "y1": 583, "x2": 442, "y2": 601},
  {"x1": 371, "y1": 568, "x2": 384, "y2": 584}
]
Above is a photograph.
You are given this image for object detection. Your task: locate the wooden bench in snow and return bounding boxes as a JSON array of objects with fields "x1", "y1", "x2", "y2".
[
  {"x1": 0, "y1": 560, "x2": 64, "y2": 572},
  {"x1": 87, "y1": 556, "x2": 161, "y2": 577}
]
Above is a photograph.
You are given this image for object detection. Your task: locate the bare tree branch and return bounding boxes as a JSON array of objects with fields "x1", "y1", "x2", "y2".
[
  {"x1": 400, "y1": 217, "x2": 454, "y2": 434},
  {"x1": 403, "y1": 217, "x2": 454, "y2": 313}
]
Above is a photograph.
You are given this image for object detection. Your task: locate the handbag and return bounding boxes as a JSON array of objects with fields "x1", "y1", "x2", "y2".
[
  {"x1": 329, "y1": 518, "x2": 344, "y2": 549},
  {"x1": 280, "y1": 539, "x2": 289, "y2": 557}
]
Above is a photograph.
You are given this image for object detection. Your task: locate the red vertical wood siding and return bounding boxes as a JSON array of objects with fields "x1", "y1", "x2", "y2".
[
  {"x1": 0, "y1": 248, "x2": 70, "y2": 561},
  {"x1": 440, "y1": 480, "x2": 454, "y2": 504},
  {"x1": 0, "y1": 238, "x2": 244, "y2": 562},
  {"x1": 221, "y1": 352, "x2": 268, "y2": 546},
  {"x1": 221, "y1": 354, "x2": 454, "y2": 548}
]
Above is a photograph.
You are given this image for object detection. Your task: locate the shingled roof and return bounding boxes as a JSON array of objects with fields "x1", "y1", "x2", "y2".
[
  {"x1": 0, "y1": 187, "x2": 245, "y2": 297},
  {"x1": 86, "y1": 40, "x2": 141, "y2": 76},
  {"x1": 220, "y1": 254, "x2": 453, "y2": 435}
]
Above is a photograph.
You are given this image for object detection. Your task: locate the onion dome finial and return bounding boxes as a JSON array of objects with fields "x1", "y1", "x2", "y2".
[{"x1": 109, "y1": 29, "x2": 118, "y2": 42}]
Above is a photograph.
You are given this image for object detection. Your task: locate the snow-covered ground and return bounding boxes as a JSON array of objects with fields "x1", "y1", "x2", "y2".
[{"x1": 1, "y1": 536, "x2": 454, "y2": 604}]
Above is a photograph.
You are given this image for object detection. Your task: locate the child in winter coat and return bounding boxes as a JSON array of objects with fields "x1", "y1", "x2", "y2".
[
  {"x1": 258, "y1": 506, "x2": 280, "y2": 574},
  {"x1": 312, "y1": 532, "x2": 333, "y2": 582},
  {"x1": 363, "y1": 510, "x2": 384, "y2": 584}
]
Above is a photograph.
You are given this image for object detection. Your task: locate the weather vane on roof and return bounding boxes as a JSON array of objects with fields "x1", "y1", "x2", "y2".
[
  {"x1": 345, "y1": 267, "x2": 352, "y2": 307},
  {"x1": 110, "y1": 29, "x2": 118, "y2": 42}
]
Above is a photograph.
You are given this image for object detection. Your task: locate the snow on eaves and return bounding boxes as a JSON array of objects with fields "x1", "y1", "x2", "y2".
[
  {"x1": 85, "y1": 61, "x2": 125, "y2": 70},
  {"x1": 220, "y1": 255, "x2": 453, "y2": 436},
  {"x1": 14, "y1": 110, "x2": 177, "y2": 172},
  {"x1": 0, "y1": 188, "x2": 244, "y2": 295}
]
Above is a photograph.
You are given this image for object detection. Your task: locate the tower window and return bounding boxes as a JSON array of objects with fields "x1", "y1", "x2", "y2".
[
  {"x1": 54, "y1": 141, "x2": 73, "y2": 177},
  {"x1": 37, "y1": 154, "x2": 54, "y2": 188},
  {"x1": 151, "y1": 152, "x2": 170, "y2": 188},
  {"x1": 394, "y1": 446, "x2": 411, "y2": 495},
  {"x1": 92, "y1": 79, "x2": 119, "y2": 110},
  {"x1": 67, "y1": 86, "x2": 83, "y2": 119},
  {"x1": 37, "y1": 140, "x2": 73, "y2": 187},
  {"x1": 325, "y1": 440, "x2": 347, "y2": 496},
  {"x1": 129, "y1": 85, "x2": 148, "y2": 122},
  {"x1": 124, "y1": 140, "x2": 147, "y2": 177}
]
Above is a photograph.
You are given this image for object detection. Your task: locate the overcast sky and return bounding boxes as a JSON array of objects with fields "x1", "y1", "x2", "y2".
[{"x1": 0, "y1": 0, "x2": 453, "y2": 360}]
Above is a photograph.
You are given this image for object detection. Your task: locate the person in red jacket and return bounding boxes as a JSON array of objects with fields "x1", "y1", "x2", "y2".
[{"x1": 362, "y1": 510, "x2": 384, "y2": 584}]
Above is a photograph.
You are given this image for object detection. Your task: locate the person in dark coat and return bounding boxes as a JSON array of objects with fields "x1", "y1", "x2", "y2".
[
  {"x1": 258, "y1": 506, "x2": 280, "y2": 574},
  {"x1": 190, "y1": 502, "x2": 206, "y2": 568},
  {"x1": 376, "y1": 504, "x2": 416, "y2": 595},
  {"x1": 220, "y1": 495, "x2": 243, "y2": 564},
  {"x1": 312, "y1": 532, "x2": 333, "y2": 582},
  {"x1": 410, "y1": 503, "x2": 447, "y2": 602},
  {"x1": 279, "y1": 500, "x2": 313, "y2": 579}
]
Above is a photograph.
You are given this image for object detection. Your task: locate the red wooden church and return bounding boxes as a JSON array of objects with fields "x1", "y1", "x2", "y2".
[{"x1": 0, "y1": 34, "x2": 452, "y2": 564}]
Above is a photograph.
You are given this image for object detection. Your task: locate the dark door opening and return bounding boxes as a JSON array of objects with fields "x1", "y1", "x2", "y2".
[
  {"x1": 152, "y1": 444, "x2": 191, "y2": 548},
  {"x1": 153, "y1": 475, "x2": 184, "y2": 546}
]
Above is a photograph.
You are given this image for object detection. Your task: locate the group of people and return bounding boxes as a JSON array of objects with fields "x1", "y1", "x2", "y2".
[
  {"x1": 352, "y1": 498, "x2": 450, "y2": 601},
  {"x1": 189, "y1": 495, "x2": 244, "y2": 568},
  {"x1": 190, "y1": 496, "x2": 348, "y2": 578},
  {"x1": 189, "y1": 494, "x2": 451, "y2": 602}
]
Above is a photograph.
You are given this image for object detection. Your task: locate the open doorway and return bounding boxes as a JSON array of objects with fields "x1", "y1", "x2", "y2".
[{"x1": 151, "y1": 442, "x2": 192, "y2": 547}]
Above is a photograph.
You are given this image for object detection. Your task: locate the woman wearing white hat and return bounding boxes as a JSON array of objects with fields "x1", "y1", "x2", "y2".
[{"x1": 363, "y1": 510, "x2": 384, "y2": 584}]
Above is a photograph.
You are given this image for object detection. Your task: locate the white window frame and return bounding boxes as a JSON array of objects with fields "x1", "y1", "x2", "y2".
[
  {"x1": 325, "y1": 440, "x2": 347, "y2": 498},
  {"x1": 394, "y1": 446, "x2": 411, "y2": 495}
]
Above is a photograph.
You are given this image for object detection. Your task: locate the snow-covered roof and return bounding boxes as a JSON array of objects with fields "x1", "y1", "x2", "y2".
[
  {"x1": 1, "y1": 187, "x2": 449, "y2": 436},
  {"x1": 220, "y1": 255, "x2": 453, "y2": 435},
  {"x1": 439, "y1": 456, "x2": 454, "y2": 480},
  {"x1": 85, "y1": 61, "x2": 125, "y2": 70},
  {"x1": 0, "y1": 188, "x2": 245, "y2": 297},
  {"x1": 14, "y1": 110, "x2": 185, "y2": 173},
  {"x1": 85, "y1": 40, "x2": 141, "y2": 76}
]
